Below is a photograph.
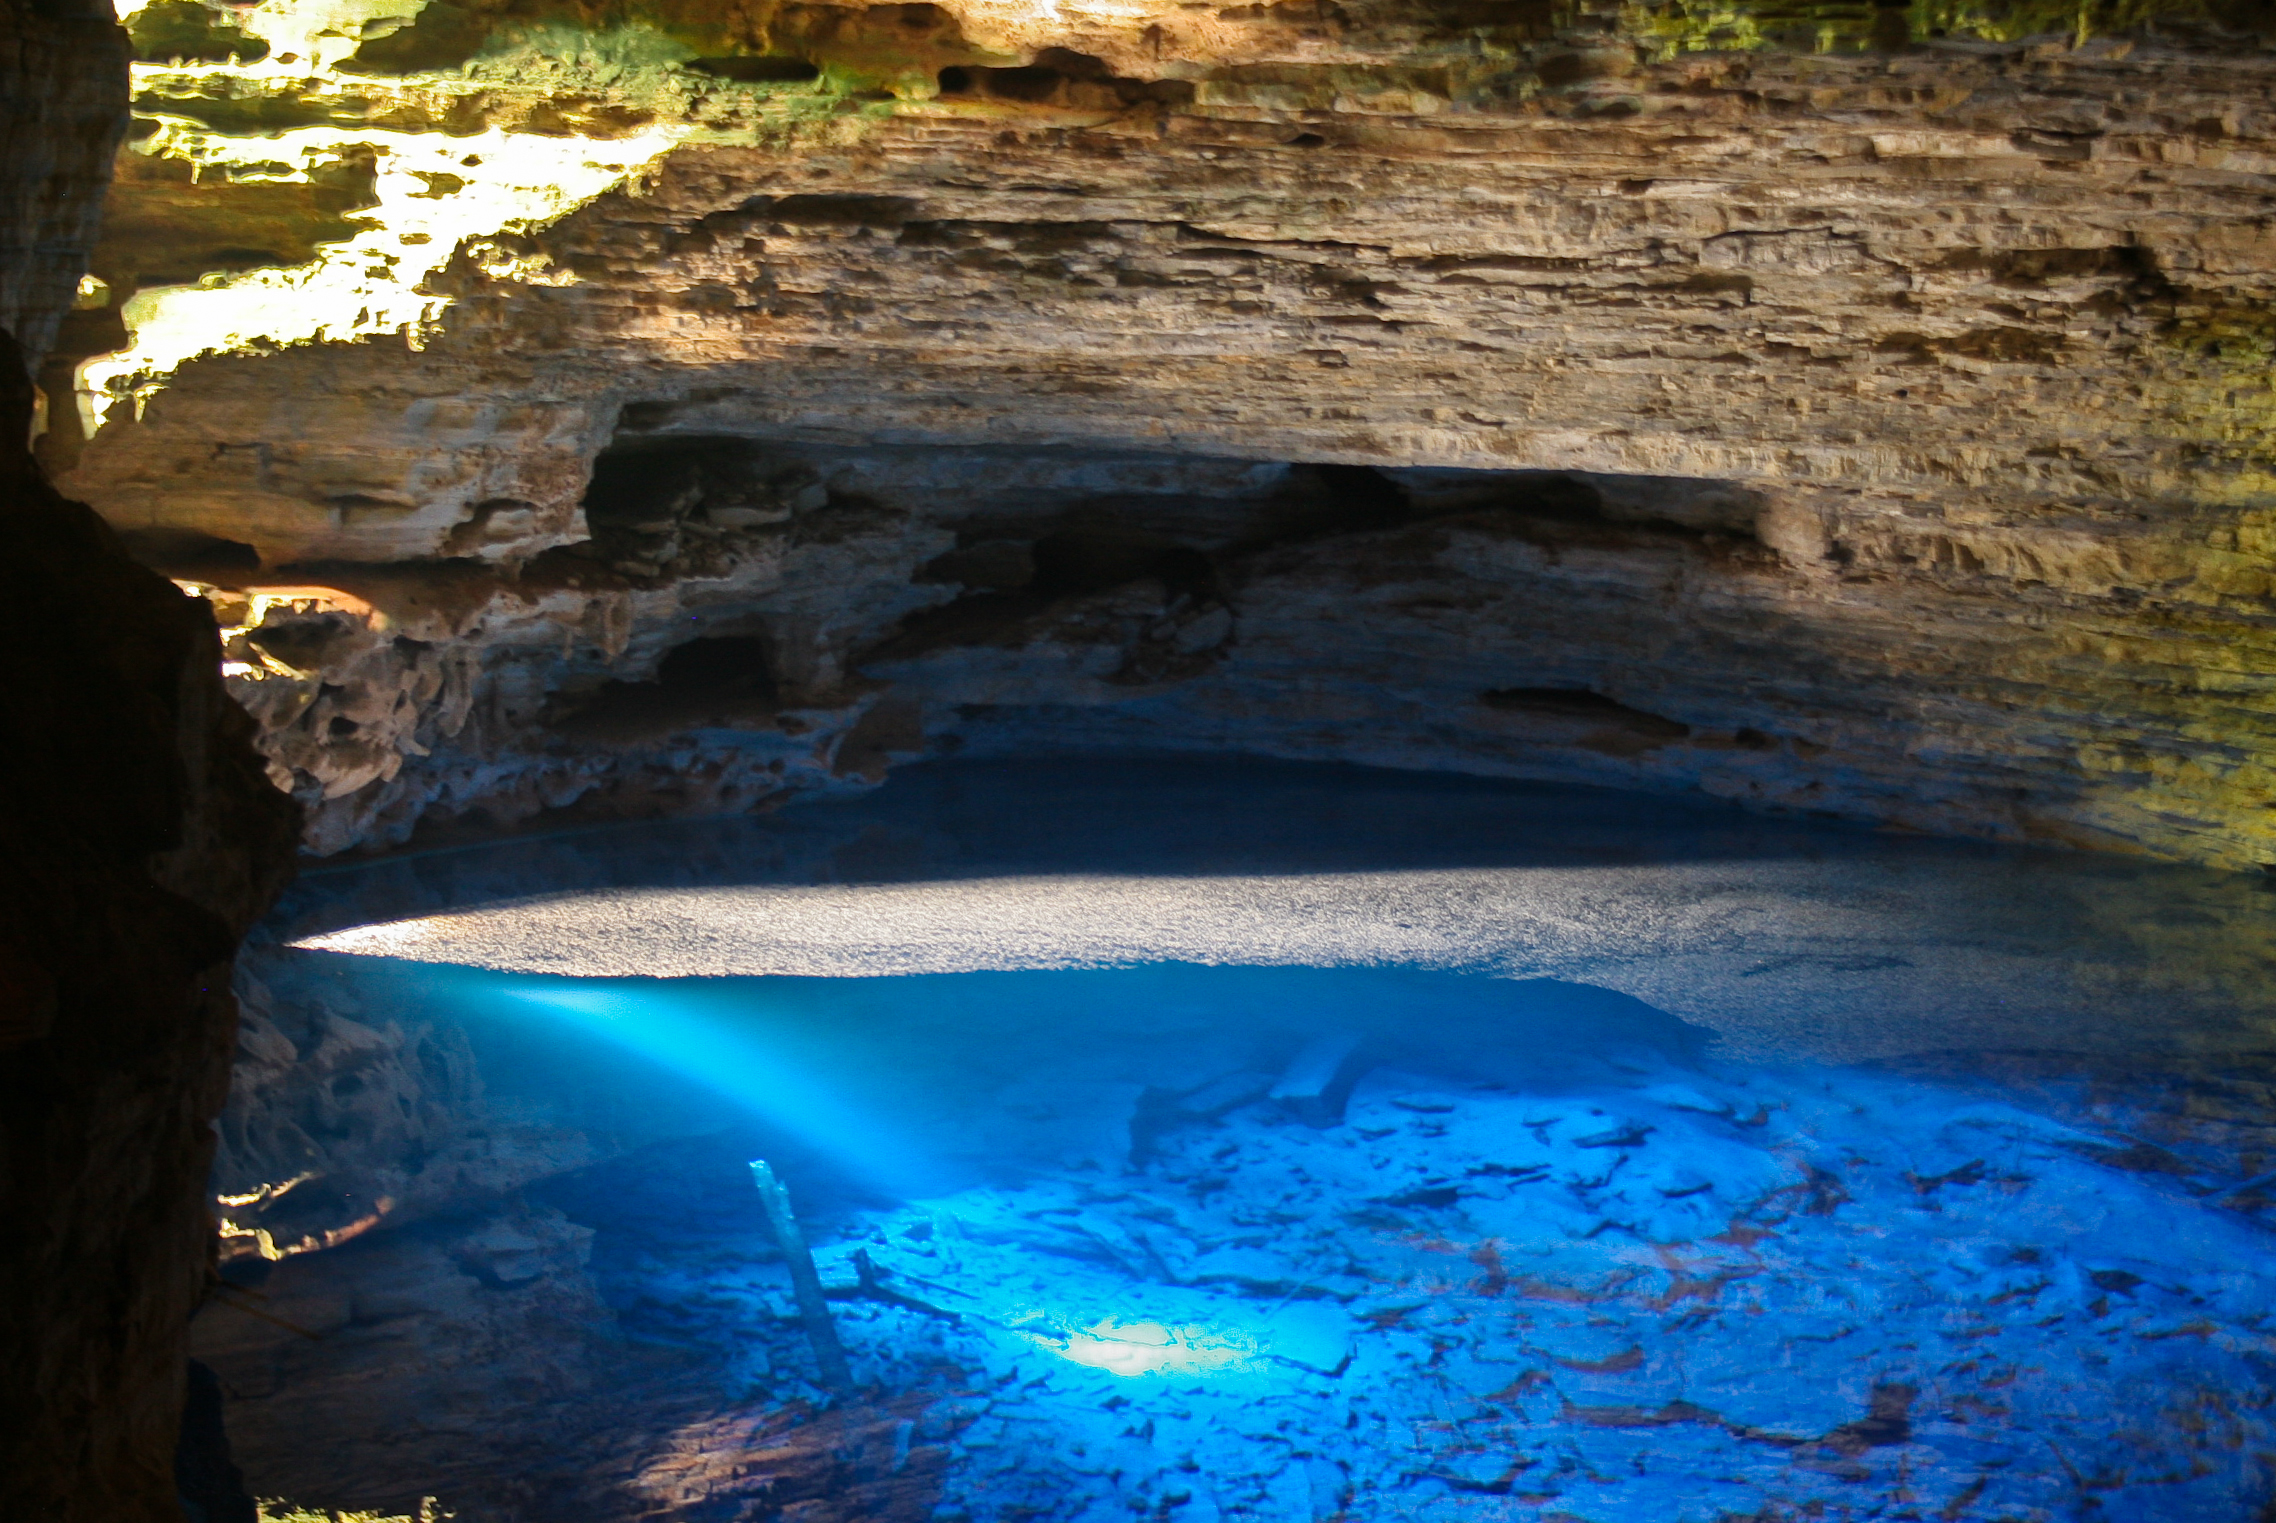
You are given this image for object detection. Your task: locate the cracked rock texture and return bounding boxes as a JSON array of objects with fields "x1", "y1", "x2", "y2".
[{"x1": 43, "y1": 0, "x2": 2276, "y2": 866}]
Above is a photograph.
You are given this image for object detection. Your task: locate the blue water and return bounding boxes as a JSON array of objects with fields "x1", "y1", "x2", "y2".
[
  {"x1": 251, "y1": 757, "x2": 2276, "y2": 1520},
  {"x1": 328, "y1": 956, "x2": 2276, "y2": 1522}
]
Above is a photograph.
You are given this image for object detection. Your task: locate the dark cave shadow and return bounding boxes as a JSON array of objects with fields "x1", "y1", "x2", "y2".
[{"x1": 262, "y1": 751, "x2": 2240, "y2": 947}]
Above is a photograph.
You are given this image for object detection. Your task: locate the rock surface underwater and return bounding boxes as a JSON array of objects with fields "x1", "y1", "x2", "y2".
[{"x1": 206, "y1": 757, "x2": 2276, "y2": 1521}]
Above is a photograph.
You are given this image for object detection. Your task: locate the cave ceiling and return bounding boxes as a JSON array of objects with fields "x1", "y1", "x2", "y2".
[{"x1": 40, "y1": 0, "x2": 2276, "y2": 866}]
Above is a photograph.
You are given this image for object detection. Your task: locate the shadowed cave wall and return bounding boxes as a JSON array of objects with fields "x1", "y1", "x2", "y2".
[{"x1": 0, "y1": 2, "x2": 299, "y2": 1517}]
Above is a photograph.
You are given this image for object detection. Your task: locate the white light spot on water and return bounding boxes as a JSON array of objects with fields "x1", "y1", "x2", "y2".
[{"x1": 1031, "y1": 1319, "x2": 1253, "y2": 1377}]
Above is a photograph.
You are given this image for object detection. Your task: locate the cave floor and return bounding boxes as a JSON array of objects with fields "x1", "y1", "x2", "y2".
[
  {"x1": 210, "y1": 757, "x2": 2276, "y2": 1522},
  {"x1": 541, "y1": 1043, "x2": 2276, "y2": 1523}
]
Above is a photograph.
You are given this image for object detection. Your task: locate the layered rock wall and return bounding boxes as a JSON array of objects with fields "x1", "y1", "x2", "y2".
[{"x1": 43, "y1": 0, "x2": 2276, "y2": 866}]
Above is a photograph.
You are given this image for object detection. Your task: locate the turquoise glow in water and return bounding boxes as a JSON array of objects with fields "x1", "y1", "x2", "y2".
[
  {"x1": 318, "y1": 955, "x2": 2276, "y2": 1521},
  {"x1": 491, "y1": 981, "x2": 932, "y2": 1196},
  {"x1": 238, "y1": 757, "x2": 2276, "y2": 1519}
]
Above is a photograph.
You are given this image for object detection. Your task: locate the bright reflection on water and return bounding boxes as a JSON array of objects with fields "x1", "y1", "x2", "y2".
[{"x1": 245, "y1": 757, "x2": 2276, "y2": 1521}]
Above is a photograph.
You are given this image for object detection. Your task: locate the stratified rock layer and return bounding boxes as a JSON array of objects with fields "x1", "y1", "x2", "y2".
[{"x1": 47, "y1": 0, "x2": 2276, "y2": 866}]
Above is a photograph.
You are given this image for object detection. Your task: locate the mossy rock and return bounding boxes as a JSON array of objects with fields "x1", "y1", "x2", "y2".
[{"x1": 128, "y1": 0, "x2": 270, "y2": 64}]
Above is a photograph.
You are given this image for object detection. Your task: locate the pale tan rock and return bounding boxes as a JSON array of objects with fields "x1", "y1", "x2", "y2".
[{"x1": 42, "y1": 3, "x2": 2276, "y2": 867}]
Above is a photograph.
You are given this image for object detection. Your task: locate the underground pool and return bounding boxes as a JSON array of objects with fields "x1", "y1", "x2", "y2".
[{"x1": 201, "y1": 756, "x2": 2276, "y2": 1523}]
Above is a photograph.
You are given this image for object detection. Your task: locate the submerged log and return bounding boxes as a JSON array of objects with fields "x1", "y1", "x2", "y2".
[
  {"x1": 1269, "y1": 1032, "x2": 1365, "y2": 1128},
  {"x1": 749, "y1": 1159, "x2": 855, "y2": 1394}
]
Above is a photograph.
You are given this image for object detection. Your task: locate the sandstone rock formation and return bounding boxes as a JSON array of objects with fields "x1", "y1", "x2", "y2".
[
  {"x1": 35, "y1": 0, "x2": 2276, "y2": 869},
  {"x1": 0, "y1": 2, "x2": 300, "y2": 1516}
]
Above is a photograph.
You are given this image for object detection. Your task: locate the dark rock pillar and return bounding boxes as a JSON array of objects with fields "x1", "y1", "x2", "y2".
[{"x1": 0, "y1": 1, "x2": 301, "y2": 1516}]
